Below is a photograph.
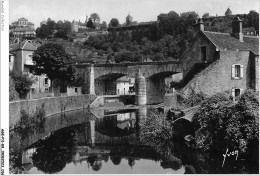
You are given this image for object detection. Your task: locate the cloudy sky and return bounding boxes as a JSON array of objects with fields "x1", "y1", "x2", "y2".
[{"x1": 9, "y1": 0, "x2": 259, "y2": 28}]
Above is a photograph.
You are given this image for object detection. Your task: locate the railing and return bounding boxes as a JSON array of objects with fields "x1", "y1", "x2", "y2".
[
  {"x1": 96, "y1": 91, "x2": 135, "y2": 96},
  {"x1": 96, "y1": 91, "x2": 117, "y2": 96}
]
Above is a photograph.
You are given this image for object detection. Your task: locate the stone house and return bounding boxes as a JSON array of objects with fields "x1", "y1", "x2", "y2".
[
  {"x1": 116, "y1": 76, "x2": 135, "y2": 95},
  {"x1": 180, "y1": 17, "x2": 259, "y2": 98},
  {"x1": 9, "y1": 40, "x2": 51, "y2": 98}
]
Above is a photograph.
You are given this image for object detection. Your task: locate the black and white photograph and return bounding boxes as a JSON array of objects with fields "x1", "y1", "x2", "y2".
[{"x1": 1, "y1": 0, "x2": 259, "y2": 174}]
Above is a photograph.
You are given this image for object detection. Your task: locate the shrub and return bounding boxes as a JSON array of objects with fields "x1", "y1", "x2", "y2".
[
  {"x1": 9, "y1": 76, "x2": 19, "y2": 101},
  {"x1": 183, "y1": 90, "x2": 207, "y2": 108},
  {"x1": 10, "y1": 71, "x2": 35, "y2": 99},
  {"x1": 140, "y1": 109, "x2": 173, "y2": 157},
  {"x1": 193, "y1": 90, "x2": 259, "y2": 160}
]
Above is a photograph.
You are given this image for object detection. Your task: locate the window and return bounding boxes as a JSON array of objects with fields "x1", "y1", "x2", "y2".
[
  {"x1": 44, "y1": 78, "x2": 48, "y2": 85},
  {"x1": 232, "y1": 88, "x2": 242, "y2": 101},
  {"x1": 235, "y1": 65, "x2": 240, "y2": 77},
  {"x1": 201, "y1": 46, "x2": 207, "y2": 62},
  {"x1": 75, "y1": 88, "x2": 78, "y2": 93},
  {"x1": 29, "y1": 67, "x2": 33, "y2": 73},
  {"x1": 232, "y1": 64, "x2": 243, "y2": 79},
  {"x1": 235, "y1": 89, "x2": 240, "y2": 97}
]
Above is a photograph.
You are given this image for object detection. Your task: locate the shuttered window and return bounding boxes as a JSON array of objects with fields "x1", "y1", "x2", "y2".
[{"x1": 231, "y1": 64, "x2": 243, "y2": 79}]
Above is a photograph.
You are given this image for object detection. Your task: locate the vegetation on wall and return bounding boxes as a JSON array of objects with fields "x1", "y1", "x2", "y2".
[{"x1": 9, "y1": 76, "x2": 19, "y2": 101}]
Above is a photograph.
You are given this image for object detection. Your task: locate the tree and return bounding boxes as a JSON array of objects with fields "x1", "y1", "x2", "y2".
[
  {"x1": 247, "y1": 10, "x2": 259, "y2": 30},
  {"x1": 32, "y1": 43, "x2": 76, "y2": 92},
  {"x1": 9, "y1": 76, "x2": 19, "y2": 101},
  {"x1": 32, "y1": 127, "x2": 75, "y2": 174},
  {"x1": 9, "y1": 71, "x2": 35, "y2": 99},
  {"x1": 109, "y1": 18, "x2": 119, "y2": 27},
  {"x1": 153, "y1": 53, "x2": 165, "y2": 61},
  {"x1": 193, "y1": 90, "x2": 258, "y2": 154},
  {"x1": 100, "y1": 21, "x2": 107, "y2": 30},
  {"x1": 202, "y1": 13, "x2": 210, "y2": 18},
  {"x1": 90, "y1": 13, "x2": 100, "y2": 23},
  {"x1": 86, "y1": 19, "x2": 95, "y2": 29},
  {"x1": 9, "y1": 31, "x2": 14, "y2": 38}
]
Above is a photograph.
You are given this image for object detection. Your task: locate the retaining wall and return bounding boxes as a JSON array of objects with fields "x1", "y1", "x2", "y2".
[{"x1": 9, "y1": 94, "x2": 96, "y2": 127}]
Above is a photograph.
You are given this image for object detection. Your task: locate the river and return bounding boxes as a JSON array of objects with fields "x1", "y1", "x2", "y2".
[{"x1": 9, "y1": 106, "x2": 257, "y2": 174}]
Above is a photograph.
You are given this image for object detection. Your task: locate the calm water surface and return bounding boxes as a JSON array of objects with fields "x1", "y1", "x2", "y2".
[
  {"x1": 10, "y1": 107, "x2": 190, "y2": 174},
  {"x1": 10, "y1": 107, "x2": 257, "y2": 174}
]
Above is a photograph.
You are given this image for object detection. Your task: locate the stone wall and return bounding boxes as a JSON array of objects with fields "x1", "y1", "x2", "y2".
[
  {"x1": 182, "y1": 50, "x2": 251, "y2": 96},
  {"x1": 181, "y1": 31, "x2": 218, "y2": 79},
  {"x1": 9, "y1": 94, "x2": 96, "y2": 127}
]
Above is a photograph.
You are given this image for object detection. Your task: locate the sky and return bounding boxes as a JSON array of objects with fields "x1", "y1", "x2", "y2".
[{"x1": 9, "y1": 0, "x2": 259, "y2": 28}]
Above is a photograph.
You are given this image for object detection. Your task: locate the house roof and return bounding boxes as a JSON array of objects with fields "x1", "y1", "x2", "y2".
[
  {"x1": 18, "y1": 17, "x2": 28, "y2": 21},
  {"x1": 117, "y1": 76, "x2": 130, "y2": 82},
  {"x1": 202, "y1": 31, "x2": 259, "y2": 55},
  {"x1": 242, "y1": 27, "x2": 256, "y2": 33},
  {"x1": 12, "y1": 27, "x2": 35, "y2": 32},
  {"x1": 9, "y1": 40, "x2": 37, "y2": 51}
]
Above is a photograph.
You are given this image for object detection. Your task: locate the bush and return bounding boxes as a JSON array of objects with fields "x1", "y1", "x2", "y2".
[
  {"x1": 9, "y1": 76, "x2": 19, "y2": 101},
  {"x1": 140, "y1": 109, "x2": 173, "y2": 157},
  {"x1": 114, "y1": 51, "x2": 142, "y2": 63},
  {"x1": 193, "y1": 90, "x2": 259, "y2": 159},
  {"x1": 10, "y1": 71, "x2": 35, "y2": 99},
  {"x1": 183, "y1": 90, "x2": 207, "y2": 108},
  {"x1": 152, "y1": 53, "x2": 165, "y2": 61}
]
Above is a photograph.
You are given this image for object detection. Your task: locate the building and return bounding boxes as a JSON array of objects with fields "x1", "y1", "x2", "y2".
[
  {"x1": 9, "y1": 40, "x2": 51, "y2": 97},
  {"x1": 11, "y1": 17, "x2": 35, "y2": 28},
  {"x1": 180, "y1": 17, "x2": 259, "y2": 99},
  {"x1": 40, "y1": 20, "x2": 47, "y2": 27},
  {"x1": 71, "y1": 20, "x2": 87, "y2": 33},
  {"x1": 71, "y1": 13, "x2": 88, "y2": 33},
  {"x1": 108, "y1": 12, "x2": 155, "y2": 34},
  {"x1": 11, "y1": 27, "x2": 36, "y2": 38},
  {"x1": 242, "y1": 27, "x2": 258, "y2": 36},
  {"x1": 116, "y1": 76, "x2": 135, "y2": 95},
  {"x1": 10, "y1": 18, "x2": 36, "y2": 39},
  {"x1": 67, "y1": 87, "x2": 83, "y2": 96},
  {"x1": 225, "y1": 7, "x2": 232, "y2": 16}
]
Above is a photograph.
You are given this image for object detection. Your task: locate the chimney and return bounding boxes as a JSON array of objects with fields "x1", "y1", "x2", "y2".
[
  {"x1": 193, "y1": 18, "x2": 204, "y2": 38},
  {"x1": 232, "y1": 16, "x2": 243, "y2": 42}
]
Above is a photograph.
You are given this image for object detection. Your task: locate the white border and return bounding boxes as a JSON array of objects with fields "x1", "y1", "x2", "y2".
[{"x1": 1, "y1": 0, "x2": 9, "y2": 175}]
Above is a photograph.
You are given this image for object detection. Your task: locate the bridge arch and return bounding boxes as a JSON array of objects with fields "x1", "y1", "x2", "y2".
[
  {"x1": 95, "y1": 73, "x2": 127, "y2": 95},
  {"x1": 143, "y1": 71, "x2": 180, "y2": 104},
  {"x1": 172, "y1": 118, "x2": 194, "y2": 139}
]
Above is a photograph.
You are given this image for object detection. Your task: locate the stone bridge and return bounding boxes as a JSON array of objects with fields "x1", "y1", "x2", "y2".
[{"x1": 75, "y1": 61, "x2": 182, "y2": 105}]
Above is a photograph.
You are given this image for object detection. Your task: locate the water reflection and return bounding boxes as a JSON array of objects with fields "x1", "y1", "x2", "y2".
[
  {"x1": 11, "y1": 107, "x2": 189, "y2": 174},
  {"x1": 10, "y1": 106, "x2": 258, "y2": 174}
]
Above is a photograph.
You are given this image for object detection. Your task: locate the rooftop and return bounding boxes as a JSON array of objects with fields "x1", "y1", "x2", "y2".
[
  {"x1": 242, "y1": 27, "x2": 256, "y2": 33},
  {"x1": 202, "y1": 31, "x2": 259, "y2": 55},
  {"x1": 9, "y1": 40, "x2": 37, "y2": 51},
  {"x1": 12, "y1": 27, "x2": 35, "y2": 32}
]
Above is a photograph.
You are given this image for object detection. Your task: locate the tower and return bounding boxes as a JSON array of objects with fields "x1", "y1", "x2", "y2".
[
  {"x1": 126, "y1": 12, "x2": 133, "y2": 25},
  {"x1": 225, "y1": 7, "x2": 232, "y2": 16}
]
